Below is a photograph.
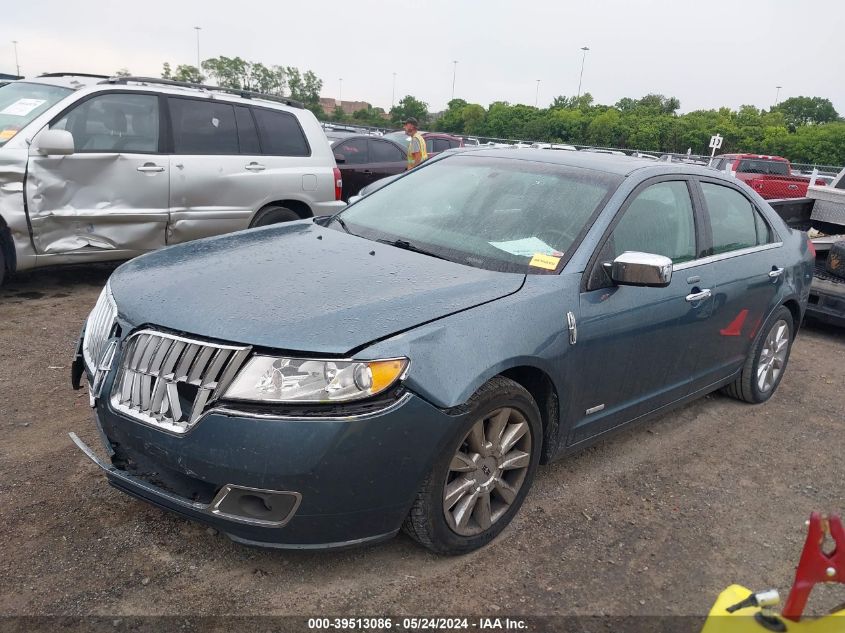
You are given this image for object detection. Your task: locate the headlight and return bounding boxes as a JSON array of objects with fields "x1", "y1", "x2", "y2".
[{"x1": 223, "y1": 356, "x2": 409, "y2": 403}]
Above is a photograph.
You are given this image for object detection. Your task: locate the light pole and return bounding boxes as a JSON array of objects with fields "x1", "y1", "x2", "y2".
[
  {"x1": 193, "y1": 27, "x2": 201, "y2": 73},
  {"x1": 338, "y1": 78, "x2": 343, "y2": 106},
  {"x1": 392, "y1": 72, "x2": 397, "y2": 108},
  {"x1": 451, "y1": 60, "x2": 458, "y2": 101},
  {"x1": 535, "y1": 79, "x2": 541, "y2": 107},
  {"x1": 775, "y1": 85, "x2": 782, "y2": 106},
  {"x1": 576, "y1": 46, "x2": 589, "y2": 100},
  {"x1": 12, "y1": 40, "x2": 20, "y2": 76}
]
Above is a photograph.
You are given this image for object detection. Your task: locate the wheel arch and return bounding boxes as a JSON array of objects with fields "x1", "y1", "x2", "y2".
[
  {"x1": 256, "y1": 199, "x2": 313, "y2": 222},
  {"x1": 782, "y1": 297, "x2": 802, "y2": 338},
  {"x1": 498, "y1": 365, "x2": 560, "y2": 464}
]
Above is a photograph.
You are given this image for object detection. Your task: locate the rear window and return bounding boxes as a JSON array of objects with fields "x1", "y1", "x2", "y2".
[
  {"x1": 701, "y1": 182, "x2": 773, "y2": 254},
  {"x1": 252, "y1": 108, "x2": 310, "y2": 156},
  {"x1": 169, "y1": 98, "x2": 238, "y2": 155},
  {"x1": 737, "y1": 159, "x2": 789, "y2": 175}
]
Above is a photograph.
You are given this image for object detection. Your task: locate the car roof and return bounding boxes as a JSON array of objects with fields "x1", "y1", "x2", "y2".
[
  {"x1": 329, "y1": 133, "x2": 404, "y2": 148},
  {"x1": 19, "y1": 74, "x2": 107, "y2": 90},
  {"x1": 718, "y1": 153, "x2": 788, "y2": 161},
  {"x1": 20, "y1": 74, "x2": 305, "y2": 113},
  {"x1": 445, "y1": 147, "x2": 723, "y2": 178}
]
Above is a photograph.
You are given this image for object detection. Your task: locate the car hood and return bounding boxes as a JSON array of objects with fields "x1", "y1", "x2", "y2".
[{"x1": 110, "y1": 220, "x2": 525, "y2": 355}]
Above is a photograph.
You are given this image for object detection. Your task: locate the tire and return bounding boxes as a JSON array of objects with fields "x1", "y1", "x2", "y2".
[
  {"x1": 825, "y1": 240, "x2": 845, "y2": 279},
  {"x1": 0, "y1": 246, "x2": 5, "y2": 287},
  {"x1": 403, "y1": 376, "x2": 542, "y2": 555},
  {"x1": 250, "y1": 205, "x2": 301, "y2": 228},
  {"x1": 721, "y1": 306, "x2": 794, "y2": 404}
]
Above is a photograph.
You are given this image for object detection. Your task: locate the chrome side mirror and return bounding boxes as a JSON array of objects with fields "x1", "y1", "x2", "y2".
[
  {"x1": 31, "y1": 129, "x2": 74, "y2": 156},
  {"x1": 609, "y1": 251, "x2": 673, "y2": 288}
]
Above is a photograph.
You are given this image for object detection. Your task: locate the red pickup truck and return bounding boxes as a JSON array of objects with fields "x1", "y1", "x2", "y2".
[{"x1": 711, "y1": 153, "x2": 825, "y2": 199}]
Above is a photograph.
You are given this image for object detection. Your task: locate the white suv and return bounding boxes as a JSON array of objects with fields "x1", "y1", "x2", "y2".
[{"x1": 0, "y1": 73, "x2": 345, "y2": 284}]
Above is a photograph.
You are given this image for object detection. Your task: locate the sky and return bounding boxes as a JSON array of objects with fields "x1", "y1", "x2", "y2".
[{"x1": 3, "y1": 0, "x2": 844, "y2": 115}]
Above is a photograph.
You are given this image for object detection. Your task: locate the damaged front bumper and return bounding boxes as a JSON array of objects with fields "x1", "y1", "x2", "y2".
[{"x1": 70, "y1": 363, "x2": 462, "y2": 549}]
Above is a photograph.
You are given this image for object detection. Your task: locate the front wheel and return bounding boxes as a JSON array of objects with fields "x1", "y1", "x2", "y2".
[
  {"x1": 403, "y1": 376, "x2": 542, "y2": 554},
  {"x1": 721, "y1": 306, "x2": 794, "y2": 404}
]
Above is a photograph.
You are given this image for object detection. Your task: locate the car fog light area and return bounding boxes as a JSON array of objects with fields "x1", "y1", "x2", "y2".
[{"x1": 223, "y1": 356, "x2": 408, "y2": 403}]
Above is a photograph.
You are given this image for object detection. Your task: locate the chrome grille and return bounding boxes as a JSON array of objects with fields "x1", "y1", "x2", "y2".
[
  {"x1": 110, "y1": 330, "x2": 252, "y2": 434},
  {"x1": 82, "y1": 283, "x2": 118, "y2": 372}
]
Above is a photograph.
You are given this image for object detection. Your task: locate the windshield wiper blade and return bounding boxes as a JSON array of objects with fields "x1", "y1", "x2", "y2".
[
  {"x1": 375, "y1": 238, "x2": 450, "y2": 262},
  {"x1": 331, "y1": 215, "x2": 353, "y2": 234}
]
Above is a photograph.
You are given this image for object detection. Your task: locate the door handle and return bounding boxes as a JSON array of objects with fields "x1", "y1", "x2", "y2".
[
  {"x1": 768, "y1": 267, "x2": 785, "y2": 279},
  {"x1": 245, "y1": 162, "x2": 266, "y2": 172},
  {"x1": 685, "y1": 288, "x2": 712, "y2": 303},
  {"x1": 361, "y1": 169, "x2": 374, "y2": 175},
  {"x1": 136, "y1": 163, "x2": 164, "y2": 173}
]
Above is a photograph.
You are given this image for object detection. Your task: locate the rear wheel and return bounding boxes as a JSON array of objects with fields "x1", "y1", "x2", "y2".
[
  {"x1": 721, "y1": 306, "x2": 794, "y2": 404},
  {"x1": 250, "y1": 205, "x2": 301, "y2": 228},
  {"x1": 403, "y1": 376, "x2": 542, "y2": 554}
]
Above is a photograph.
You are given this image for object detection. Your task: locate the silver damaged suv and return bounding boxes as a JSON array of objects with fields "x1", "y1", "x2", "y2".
[{"x1": 0, "y1": 73, "x2": 345, "y2": 284}]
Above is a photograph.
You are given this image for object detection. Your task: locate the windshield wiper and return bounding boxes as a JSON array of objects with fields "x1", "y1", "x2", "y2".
[
  {"x1": 375, "y1": 238, "x2": 451, "y2": 262},
  {"x1": 331, "y1": 215, "x2": 353, "y2": 235}
]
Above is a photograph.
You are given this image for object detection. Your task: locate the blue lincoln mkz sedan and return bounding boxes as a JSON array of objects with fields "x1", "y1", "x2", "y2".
[{"x1": 71, "y1": 149, "x2": 813, "y2": 554}]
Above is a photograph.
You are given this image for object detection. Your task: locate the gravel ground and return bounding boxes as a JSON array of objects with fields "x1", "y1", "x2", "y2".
[{"x1": 0, "y1": 263, "x2": 843, "y2": 618}]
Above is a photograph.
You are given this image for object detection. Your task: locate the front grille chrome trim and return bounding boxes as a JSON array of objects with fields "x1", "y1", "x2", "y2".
[
  {"x1": 110, "y1": 329, "x2": 252, "y2": 435},
  {"x1": 82, "y1": 283, "x2": 118, "y2": 373}
]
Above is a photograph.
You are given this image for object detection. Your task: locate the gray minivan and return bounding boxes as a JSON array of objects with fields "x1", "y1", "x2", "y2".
[{"x1": 0, "y1": 74, "x2": 345, "y2": 284}]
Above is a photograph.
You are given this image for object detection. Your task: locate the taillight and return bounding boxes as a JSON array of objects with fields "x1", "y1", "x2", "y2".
[
  {"x1": 807, "y1": 238, "x2": 816, "y2": 258},
  {"x1": 333, "y1": 167, "x2": 342, "y2": 201}
]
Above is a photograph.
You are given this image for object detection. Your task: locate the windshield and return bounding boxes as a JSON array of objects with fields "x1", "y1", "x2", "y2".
[
  {"x1": 334, "y1": 155, "x2": 618, "y2": 274},
  {"x1": 384, "y1": 130, "x2": 410, "y2": 147},
  {"x1": 0, "y1": 82, "x2": 73, "y2": 146}
]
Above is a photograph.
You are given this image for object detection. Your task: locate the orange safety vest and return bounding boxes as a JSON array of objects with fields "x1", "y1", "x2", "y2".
[{"x1": 406, "y1": 131, "x2": 428, "y2": 166}]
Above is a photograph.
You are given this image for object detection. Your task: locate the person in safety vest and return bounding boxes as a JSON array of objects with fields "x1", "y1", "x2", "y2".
[{"x1": 404, "y1": 117, "x2": 428, "y2": 169}]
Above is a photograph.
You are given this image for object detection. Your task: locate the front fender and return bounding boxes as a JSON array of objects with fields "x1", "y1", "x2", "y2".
[{"x1": 358, "y1": 274, "x2": 578, "y2": 409}]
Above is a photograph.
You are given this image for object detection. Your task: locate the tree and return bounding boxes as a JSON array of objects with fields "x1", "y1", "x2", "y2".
[
  {"x1": 114, "y1": 68, "x2": 131, "y2": 77},
  {"x1": 775, "y1": 96, "x2": 839, "y2": 128},
  {"x1": 390, "y1": 95, "x2": 429, "y2": 125},
  {"x1": 248, "y1": 62, "x2": 285, "y2": 94},
  {"x1": 201, "y1": 56, "x2": 249, "y2": 88},
  {"x1": 284, "y1": 67, "x2": 322, "y2": 105},
  {"x1": 332, "y1": 105, "x2": 347, "y2": 121},
  {"x1": 162, "y1": 63, "x2": 204, "y2": 83}
]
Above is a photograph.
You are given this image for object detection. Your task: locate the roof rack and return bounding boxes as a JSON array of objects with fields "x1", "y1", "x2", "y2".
[
  {"x1": 100, "y1": 76, "x2": 304, "y2": 109},
  {"x1": 38, "y1": 72, "x2": 112, "y2": 79}
]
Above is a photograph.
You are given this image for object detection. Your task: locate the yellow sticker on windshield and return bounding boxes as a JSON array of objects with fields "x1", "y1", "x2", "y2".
[
  {"x1": 0, "y1": 129, "x2": 16, "y2": 140},
  {"x1": 529, "y1": 253, "x2": 561, "y2": 270}
]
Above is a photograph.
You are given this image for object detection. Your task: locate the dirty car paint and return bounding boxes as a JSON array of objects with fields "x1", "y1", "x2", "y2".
[{"x1": 109, "y1": 220, "x2": 526, "y2": 355}]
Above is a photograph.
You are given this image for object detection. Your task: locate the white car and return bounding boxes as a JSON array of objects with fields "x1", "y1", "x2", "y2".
[{"x1": 0, "y1": 73, "x2": 345, "y2": 284}]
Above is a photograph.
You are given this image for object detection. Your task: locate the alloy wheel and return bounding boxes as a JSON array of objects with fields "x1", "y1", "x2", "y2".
[
  {"x1": 757, "y1": 319, "x2": 789, "y2": 393},
  {"x1": 443, "y1": 407, "x2": 532, "y2": 537}
]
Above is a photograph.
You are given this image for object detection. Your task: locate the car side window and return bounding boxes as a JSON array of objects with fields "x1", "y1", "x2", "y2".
[
  {"x1": 52, "y1": 93, "x2": 159, "y2": 153},
  {"x1": 252, "y1": 108, "x2": 310, "y2": 156},
  {"x1": 370, "y1": 139, "x2": 404, "y2": 163},
  {"x1": 335, "y1": 138, "x2": 368, "y2": 164},
  {"x1": 701, "y1": 182, "x2": 773, "y2": 254},
  {"x1": 432, "y1": 138, "x2": 452, "y2": 153},
  {"x1": 587, "y1": 181, "x2": 696, "y2": 290},
  {"x1": 168, "y1": 98, "x2": 238, "y2": 155},
  {"x1": 234, "y1": 106, "x2": 260, "y2": 154}
]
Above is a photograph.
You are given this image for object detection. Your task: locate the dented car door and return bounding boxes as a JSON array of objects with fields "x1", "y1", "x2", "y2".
[{"x1": 25, "y1": 91, "x2": 168, "y2": 255}]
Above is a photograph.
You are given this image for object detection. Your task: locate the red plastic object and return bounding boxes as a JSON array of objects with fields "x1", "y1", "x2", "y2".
[{"x1": 782, "y1": 512, "x2": 845, "y2": 621}]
